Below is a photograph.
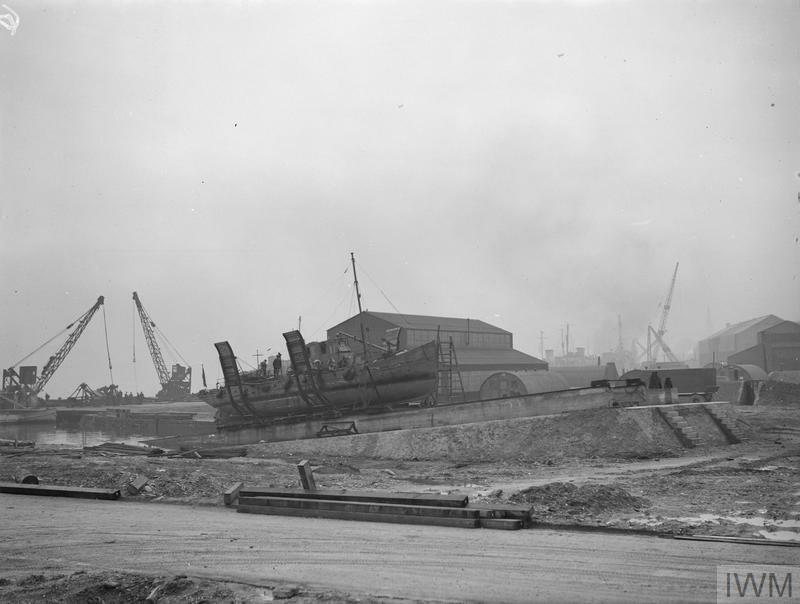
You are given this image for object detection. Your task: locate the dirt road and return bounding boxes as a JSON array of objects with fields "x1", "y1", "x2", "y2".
[{"x1": 1, "y1": 494, "x2": 794, "y2": 603}]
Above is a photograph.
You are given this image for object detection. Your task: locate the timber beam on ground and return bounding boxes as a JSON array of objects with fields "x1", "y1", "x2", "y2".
[
  {"x1": 238, "y1": 502, "x2": 481, "y2": 528},
  {"x1": 468, "y1": 503, "x2": 534, "y2": 527},
  {"x1": 238, "y1": 487, "x2": 469, "y2": 508},
  {"x1": 479, "y1": 518, "x2": 524, "y2": 530},
  {"x1": 623, "y1": 401, "x2": 732, "y2": 410},
  {"x1": 0, "y1": 482, "x2": 121, "y2": 500},
  {"x1": 239, "y1": 495, "x2": 480, "y2": 519},
  {"x1": 234, "y1": 491, "x2": 527, "y2": 530},
  {"x1": 672, "y1": 534, "x2": 800, "y2": 547}
]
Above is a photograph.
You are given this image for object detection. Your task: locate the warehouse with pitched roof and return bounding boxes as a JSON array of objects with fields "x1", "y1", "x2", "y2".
[
  {"x1": 728, "y1": 320, "x2": 800, "y2": 372},
  {"x1": 697, "y1": 315, "x2": 784, "y2": 367},
  {"x1": 327, "y1": 311, "x2": 547, "y2": 397}
]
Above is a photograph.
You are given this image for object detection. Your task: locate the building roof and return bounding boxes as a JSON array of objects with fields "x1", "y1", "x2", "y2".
[
  {"x1": 702, "y1": 315, "x2": 783, "y2": 342},
  {"x1": 729, "y1": 364, "x2": 769, "y2": 381},
  {"x1": 454, "y1": 347, "x2": 545, "y2": 367},
  {"x1": 362, "y1": 311, "x2": 511, "y2": 335},
  {"x1": 762, "y1": 320, "x2": 800, "y2": 334}
]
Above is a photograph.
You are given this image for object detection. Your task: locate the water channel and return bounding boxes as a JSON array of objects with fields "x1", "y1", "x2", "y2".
[{"x1": 0, "y1": 401, "x2": 216, "y2": 448}]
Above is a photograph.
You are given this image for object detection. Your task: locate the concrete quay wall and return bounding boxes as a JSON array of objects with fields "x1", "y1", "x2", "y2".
[{"x1": 169, "y1": 386, "x2": 641, "y2": 447}]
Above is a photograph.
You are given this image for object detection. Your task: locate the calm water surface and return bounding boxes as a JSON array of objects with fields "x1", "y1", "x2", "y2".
[
  {"x1": 0, "y1": 423, "x2": 151, "y2": 447},
  {"x1": 0, "y1": 400, "x2": 216, "y2": 448}
]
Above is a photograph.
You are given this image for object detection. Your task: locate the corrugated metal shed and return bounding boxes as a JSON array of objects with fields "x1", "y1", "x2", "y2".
[
  {"x1": 325, "y1": 312, "x2": 546, "y2": 376},
  {"x1": 697, "y1": 314, "x2": 786, "y2": 367},
  {"x1": 479, "y1": 371, "x2": 569, "y2": 400}
]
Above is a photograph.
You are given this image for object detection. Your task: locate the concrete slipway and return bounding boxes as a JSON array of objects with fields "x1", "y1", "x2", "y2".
[{"x1": 150, "y1": 382, "x2": 745, "y2": 462}]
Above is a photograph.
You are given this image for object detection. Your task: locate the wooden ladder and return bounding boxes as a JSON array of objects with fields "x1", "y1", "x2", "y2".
[{"x1": 436, "y1": 337, "x2": 465, "y2": 403}]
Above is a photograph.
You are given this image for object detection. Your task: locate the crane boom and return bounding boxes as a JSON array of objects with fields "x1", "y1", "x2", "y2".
[
  {"x1": 648, "y1": 262, "x2": 680, "y2": 364},
  {"x1": 132, "y1": 292, "x2": 170, "y2": 386},
  {"x1": 33, "y1": 296, "x2": 105, "y2": 393},
  {"x1": 132, "y1": 291, "x2": 191, "y2": 400},
  {"x1": 649, "y1": 325, "x2": 679, "y2": 363},
  {"x1": 657, "y1": 262, "x2": 679, "y2": 337}
]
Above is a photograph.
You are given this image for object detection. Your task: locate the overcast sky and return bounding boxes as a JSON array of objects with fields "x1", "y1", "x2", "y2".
[{"x1": 1, "y1": 0, "x2": 798, "y2": 398}]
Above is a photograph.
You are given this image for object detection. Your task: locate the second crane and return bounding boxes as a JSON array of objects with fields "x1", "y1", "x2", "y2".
[{"x1": 132, "y1": 291, "x2": 192, "y2": 401}]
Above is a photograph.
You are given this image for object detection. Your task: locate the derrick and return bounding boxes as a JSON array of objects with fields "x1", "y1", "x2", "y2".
[
  {"x1": 132, "y1": 292, "x2": 192, "y2": 400},
  {"x1": 2, "y1": 296, "x2": 108, "y2": 407}
]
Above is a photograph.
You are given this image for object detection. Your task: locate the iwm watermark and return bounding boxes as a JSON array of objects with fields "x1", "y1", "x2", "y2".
[
  {"x1": 0, "y1": 4, "x2": 19, "y2": 36},
  {"x1": 718, "y1": 565, "x2": 797, "y2": 603}
]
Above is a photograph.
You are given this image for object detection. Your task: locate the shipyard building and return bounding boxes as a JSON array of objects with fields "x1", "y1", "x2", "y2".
[
  {"x1": 698, "y1": 315, "x2": 800, "y2": 373},
  {"x1": 327, "y1": 311, "x2": 547, "y2": 399}
]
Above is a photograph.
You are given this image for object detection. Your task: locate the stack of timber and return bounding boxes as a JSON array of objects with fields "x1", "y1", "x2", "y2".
[
  {"x1": 83, "y1": 442, "x2": 165, "y2": 456},
  {"x1": 233, "y1": 486, "x2": 529, "y2": 530},
  {"x1": 171, "y1": 445, "x2": 247, "y2": 459}
]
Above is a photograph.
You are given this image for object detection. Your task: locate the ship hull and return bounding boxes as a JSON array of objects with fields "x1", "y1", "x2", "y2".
[{"x1": 199, "y1": 340, "x2": 439, "y2": 427}]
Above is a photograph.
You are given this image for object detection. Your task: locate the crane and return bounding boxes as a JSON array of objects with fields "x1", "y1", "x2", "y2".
[
  {"x1": 2, "y1": 296, "x2": 108, "y2": 407},
  {"x1": 647, "y1": 262, "x2": 680, "y2": 364},
  {"x1": 132, "y1": 291, "x2": 192, "y2": 400}
]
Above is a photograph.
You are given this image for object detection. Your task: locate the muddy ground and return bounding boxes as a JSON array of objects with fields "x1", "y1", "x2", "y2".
[
  {"x1": 1, "y1": 400, "x2": 798, "y2": 601},
  {"x1": 0, "y1": 570, "x2": 419, "y2": 604}
]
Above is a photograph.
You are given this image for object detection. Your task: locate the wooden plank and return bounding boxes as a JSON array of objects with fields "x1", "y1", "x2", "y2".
[
  {"x1": 237, "y1": 504, "x2": 480, "y2": 528},
  {"x1": 0, "y1": 482, "x2": 120, "y2": 500},
  {"x1": 238, "y1": 487, "x2": 468, "y2": 508},
  {"x1": 223, "y1": 481, "x2": 244, "y2": 506},
  {"x1": 672, "y1": 535, "x2": 800, "y2": 547},
  {"x1": 238, "y1": 496, "x2": 479, "y2": 518},
  {"x1": 480, "y1": 518, "x2": 523, "y2": 530},
  {"x1": 297, "y1": 459, "x2": 317, "y2": 491}
]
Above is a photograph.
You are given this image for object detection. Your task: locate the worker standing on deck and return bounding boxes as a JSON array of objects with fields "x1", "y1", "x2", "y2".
[{"x1": 273, "y1": 353, "x2": 282, "y2": 378}]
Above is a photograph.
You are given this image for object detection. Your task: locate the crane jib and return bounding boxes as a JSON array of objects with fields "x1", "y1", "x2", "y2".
[
  {"x1": 32, "y1": 296, "x2": 106, "y2": 394},
  {"x1": 132, "y1": 291, "x2": 192, "y2": 400}
]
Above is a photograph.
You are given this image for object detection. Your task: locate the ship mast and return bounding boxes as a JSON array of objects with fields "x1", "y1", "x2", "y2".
[
  {"x1": 350, "y1": 252, "x2": 369, "y2": 360},
  {"x1": 351, "y1": 252, "x2": 363, "y2": 314}
]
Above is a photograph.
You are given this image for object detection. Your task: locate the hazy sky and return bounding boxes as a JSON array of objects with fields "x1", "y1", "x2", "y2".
[{"x1": 1, "y1": 0, "x2": 798, "y2": 397}]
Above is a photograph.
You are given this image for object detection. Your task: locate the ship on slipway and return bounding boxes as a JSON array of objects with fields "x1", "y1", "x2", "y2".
[{"x1": 198, "y1": 255, "x2": 439, "y2": 428}]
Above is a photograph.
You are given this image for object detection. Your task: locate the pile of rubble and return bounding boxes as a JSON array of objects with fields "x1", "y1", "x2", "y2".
[{"x1": 509, "y1": 482, "x2": 650, "y2": 522}]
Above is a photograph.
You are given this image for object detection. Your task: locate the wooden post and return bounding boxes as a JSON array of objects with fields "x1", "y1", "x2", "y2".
[
  {"x1": 297, "y1": 459, "x2": 317, "y2": 491},
  {"x1": 127, "y1": 474, "x2": 149, "y2": 495}
]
